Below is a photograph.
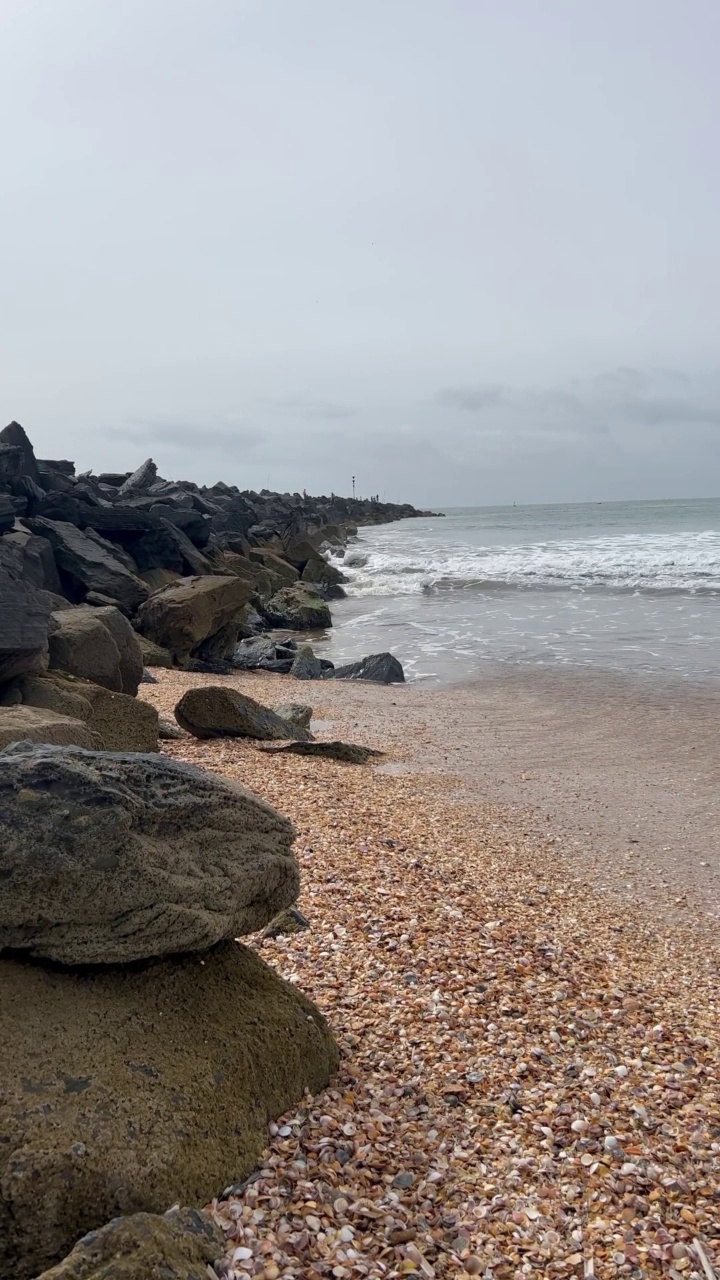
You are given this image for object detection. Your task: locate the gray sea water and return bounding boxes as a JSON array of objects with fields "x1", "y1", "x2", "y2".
[{"x1": 313, "y1": 498, "x2": 720, "y2": 684}]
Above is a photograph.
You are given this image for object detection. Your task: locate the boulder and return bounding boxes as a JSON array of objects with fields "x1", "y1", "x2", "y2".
[
  {"x1": 26, "y1": 519, "x2": 148, "y2": 613},
  {"x1": 158, "y1": 715, "x2": 184, "y2": 739},
  {"x1": 232, "y1": 635, "x2": 278, "y2": 670},
  {"x1": 247, "y1": 548, "x2": 299, "y2": 592},
  {"x1": 290, "y1": 644, "x2": 324, "y2": 680},
  {"x1": 258, "y1": 739, "x2": 383, "y2": 764},
  {"x1": 0, "y1": 940, "x2": 338, "y2": 1279},
  {"x1": 139, "y1": 566, "x2": 180, "y2": 594},
  {"x1": 0, "y1": 494, "x2": 17, "y2": 533},
  {"x1": 0, "y1": 420, "x2": 42, "y2": 486},
  {"x1": 0, "y1": 527, "x2": 62, "y2": 593},
  {"x1": 134, "y1": 575, "x2": 253, "y2": 663},
  {"x1": 327, "y1": 651, "x2": 405, "y2": 684},
  {"x1": 0, "y1": 742, "x2": 298, "y2": 963},
  {"x1": 262, "y1": 584, "x2": 332, "y2": 631},
  {"x1": 0, "y1": 577, "x2": 51, "y2": 684},
  {"x1": 175, "y1": 686, "x2": 310, "y2": 743},
  {"x1": 48, "y1": 609, "x2": 124, "y2": 692},
  {"x1": 86, "y1": 606, "x2": 144, "y2": 696},
  {"x1": 0, "y1": 706, "x2": 101, "y2": 751},
  {"x1": 11, "y1": 673, "x2": 159, "y2": 753},
  {"x1": 33, "y1": 1207, "x2": 225, "y2": 1280},
  {"x1": 273, "y1": 701, "x2": 313, "y2": 730},
  {"x1": 116, "y1": 457, "x2": 157, "y2": 497},
  {"x1": 300, "y1": 552, "x2": 347, "y2": 599},
  {"x1": 136, "y1": 633, "x2": 174, "y2": 667}
]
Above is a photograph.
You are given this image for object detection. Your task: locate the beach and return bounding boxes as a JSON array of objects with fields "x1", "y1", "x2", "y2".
[{"x1": 140, "y1": 666, "x2": 720, "y2": 1278}]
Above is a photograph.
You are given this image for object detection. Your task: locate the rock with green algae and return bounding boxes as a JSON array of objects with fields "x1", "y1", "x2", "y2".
[
  {"x1": 0, "y1": 941, "x2": 339, "y2": 1280},
  {"x1": 31, "y1": 1206, "x2": 225, "y2": 1279}
]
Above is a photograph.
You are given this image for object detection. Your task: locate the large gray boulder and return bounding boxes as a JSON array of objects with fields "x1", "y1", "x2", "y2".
[
  {"x1": 262, "y1": 583, "x2": 332, "y2": 630},
  {"x1": 135, "y1": 575, "x2": 253, "y2": 663},
  {"x1": 0, "y1": 420, "x2": 42, "y2": 486},
  {"x1": 0, "y1": 941, "x2": 338, "y2": 1279},
  {"x1": 0, "y1": 743, "x2": 298, "y2": 964},
  {"x1": 48, "y1": 609, "x2": 124, "y2": 692},
  {"x1": 27, "y1": 519, "x2": 148, "y2": 613},
  {"x1": 0, "y1": 577, "x2": 51, "y2": 684},
  {"x1": 290, "y1": 643, "x2": 324, "y2": 680},
  {"x1": 0, "y1": 527, "x2": 62, "y2": 594},
  {"x1": 33, "y1": 1207, "x2": 225, "y2": 1280},
  {"x1": 300, "y1": 551, "x2": 347, "y2": 599},
  {"x1": 175, "y1": 685, "x2": 310, "y2": 742}
]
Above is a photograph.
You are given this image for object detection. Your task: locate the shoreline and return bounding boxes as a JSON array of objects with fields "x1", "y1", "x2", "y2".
[{"x1": 138, "y1": 665, "x2": 720, "y2": 1276}]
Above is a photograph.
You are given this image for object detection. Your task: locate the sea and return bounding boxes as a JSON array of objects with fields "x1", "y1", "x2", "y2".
[{"x1": 314, "y1": 498, "x2": 720, "y2": 684}]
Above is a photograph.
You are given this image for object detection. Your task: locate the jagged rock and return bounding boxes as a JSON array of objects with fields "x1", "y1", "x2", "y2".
[
  {"x1": 257, "y1": 739, "x2": 383, "y2": 763},
  {"x1": 96, "y1": 471, "x2": 129, "y2": 486},
  {"x1": 0, "y1": 421, "x2": 42, "y2": 486},
  {"x1": 117, "y1": 457, "x2": 157, "y2": 497},
  {"x1": 232, "y1": 636, "x2": 277, "y2": 670},
  {"x1": 48, "y1": 609, "x2": 124, "y2": 693},
  {"x1": 300, "y1": 552, "x2": 347, "y2": 599},
  {"x1": 290, "y1": 644, "x2": 324, "y2": 680},
  {"x1": 262, "y1": 584, "x2": 332, "y2": 631},
  {"x1": 247, "y1": 549, "x2": 299, "y2": 592},
  {"x1": 0, "y1": 706, "x2": 100, "y2": 750},
  {"x1": 326, "y1": 651, "x2": 405, "y2": 684},
  {"x1": 136, "y1": 634, "x2": 174, "y2": 667},
  {"x1": 0, "y1": 577, "x2": 51, "y2": 684},
  {"x1": 0, "y1": 742, "x2": 298, "y2": 963},
  {"x1": 26, "y1": 519, "x2": 148, "y2": 613},
  {"x1": 0, "y1": 940, "x2": 338, "y2": 1279},
  {"x1": 134, "y1": 575, "x2": 253, "y2": 663},
  {"x1": 0, "y1": 494, "x2": 17, "y2": 533},
  {"x1": 0, "y1": 528, "x2": 62, "y2": 593},
  {"x1": 175, "y1": 686, "x2": 310, "y2": 742},
  {"x1": 33, "y1": 1207, "x2": 225, "y2": 1280},
  {"x1": 10, "y1": 672, "x2": 159, "y2": 753},
  {"x1": 273, "y1": 701, "x2": 313, "y2": 730},
  {"x1": 86, "y1": 606, "x2": 144, "y2": 696}
]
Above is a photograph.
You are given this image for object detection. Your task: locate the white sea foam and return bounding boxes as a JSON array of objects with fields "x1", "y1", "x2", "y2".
[{"x1": 332, "y1": 530, "x2": 720, "y2": 597}]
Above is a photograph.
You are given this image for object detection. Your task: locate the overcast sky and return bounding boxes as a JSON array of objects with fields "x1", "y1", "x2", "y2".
[{"x1": 1, "y1": 0, "x2": 719, "y2": 505}]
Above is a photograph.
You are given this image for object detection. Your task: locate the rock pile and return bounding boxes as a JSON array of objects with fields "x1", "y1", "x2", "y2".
[
  {"x1": 1, "y1": 420, "x2": 415, "y2": 750},
  {"x1": 0, "y1": 742, "x2": 339, "y2": 1279}
]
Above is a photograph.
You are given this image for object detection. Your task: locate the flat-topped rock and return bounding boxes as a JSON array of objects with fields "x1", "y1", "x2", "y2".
[{"x1": 175, "y1": 685, "x2": 310, "y2": 742}]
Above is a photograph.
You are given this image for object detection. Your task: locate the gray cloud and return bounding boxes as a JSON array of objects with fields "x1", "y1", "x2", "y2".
[{"x1": 434, "y1": 385, "x2": 505, "y2": 412}]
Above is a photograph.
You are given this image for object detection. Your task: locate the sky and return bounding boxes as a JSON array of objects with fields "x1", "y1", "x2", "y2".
[{"x1": 1, "y1": 0, "x2": 719, "y2": 506}]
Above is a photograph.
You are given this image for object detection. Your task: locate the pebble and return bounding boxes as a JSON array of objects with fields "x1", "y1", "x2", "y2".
[{"x1": 142, "y1": 671, "x2": 720, "y2": 1279}]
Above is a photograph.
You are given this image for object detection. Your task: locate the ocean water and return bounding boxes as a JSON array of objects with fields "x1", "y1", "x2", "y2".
[{"x1": 314, "y1": 499, "x2": 720, "y2": 684}]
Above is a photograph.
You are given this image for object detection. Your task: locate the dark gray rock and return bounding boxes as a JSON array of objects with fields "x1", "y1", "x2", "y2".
[
  {"x1": 0, "y1": 577, "x2": 51, "y2": 684},
  {"x1": 326, "y1": 651, "x2": 405, "y2": 684},
  {"x1": 0, "y1": 495, "x2": 17, "y2": 533},
  {"x1": 0, "y1": 742, "x2": 300, "y2": 963},
  {"x1": 257, "y1": 739, "x2": 383, "y2": 764},
  {"x1": 175, "y1": 686, "x2": 310, "y2": 742},
  {"x1": 27, "y1": 519, "x2": 148, "y2": 613},
  {"x1": 0, "y1": 528, "x2": 62, "y2": 594},
  {"x1": 117, "y1": 458, "x2": 157, "y2": 497},
  {"x1": 232, "y1": 636, "x2": 277, "y2": 669},
  {"x1": 0, "y1": 421, "x2": 42, "y2": 486}
]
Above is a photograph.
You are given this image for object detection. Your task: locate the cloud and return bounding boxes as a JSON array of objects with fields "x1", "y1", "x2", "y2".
[
  {"x1": 111, "y1": 420, "x2": 260, "y2": 453},
  {"x1": 434, "y1": 384, "x2": 505, "y2": 411},
  {"x1": 269, "y1": 397, "x2": 356, "y2": 420}
]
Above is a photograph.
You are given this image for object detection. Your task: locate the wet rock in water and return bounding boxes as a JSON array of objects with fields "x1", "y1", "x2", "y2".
[
  {"x1": 0, "y1": 742, "x2": 298, "y2": 963},
  {"x1": 263, "y1": 905, "x2": 311, "y2": 938},
  {"x1": 32, "y1": 1207, "x2": 225, "y2": 1280},
  {"x1": 273, "y1": 701, "x2": 313, "y2": 730},
  {"x1": 262, "y1": 584, "x2": 332, "y2": 631},
  {"x1": 257, "y1": 739, "x2": 383, "y2": 764},
  {"x1": 326, "y1": 651, "x2": 405, "y2": 684},
  {"x1": 0, "y1": 941, "x2": 338, "y2": 1279},
  {"x1": 135, "y1": 575, "x2": 253, "y2": 664},
  {"x1": 175, "y1": 685, "x2": 310, "y2": 742},
  {"x1": 290, "y1": 644, "x2": 324, "y2": 680},
  {"x1": 300, "y1": 552, "x2": 348, "y2": 600}
]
